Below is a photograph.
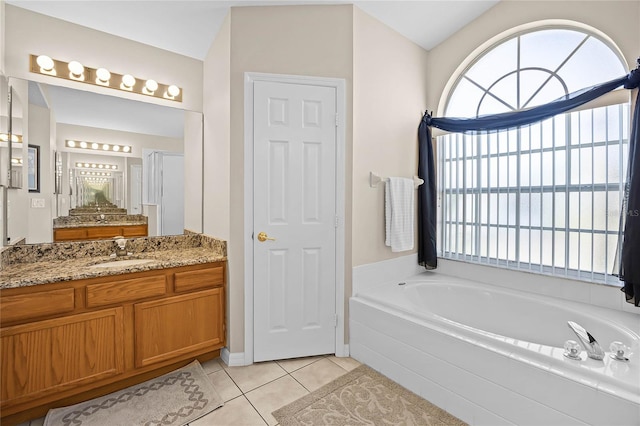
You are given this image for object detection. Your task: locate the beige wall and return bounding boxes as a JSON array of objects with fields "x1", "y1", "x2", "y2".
[
  {"x1": 352, "y1": 7, "x2": 429, "y2": 267},
  {"x1": 203, "y1": 13, "x2": 231, "y2": 241},
  {"x1": 427, "y1": 0, "x2": 640, "y2": 115}
]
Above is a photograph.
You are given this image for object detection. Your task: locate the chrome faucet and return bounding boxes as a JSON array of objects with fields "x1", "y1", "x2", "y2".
[
  {"x1": 567, "y1": 321, "x2": 604, "y2": 360},
  {"x1": 114, "y1": 236, "x2": 128, "y2": 257}
]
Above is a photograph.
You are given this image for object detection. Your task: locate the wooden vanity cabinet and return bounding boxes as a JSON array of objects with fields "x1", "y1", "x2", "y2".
[
  {"x1": 53, "y1": 224, "x2": 148, "y2": 242},
  {"x1": 0, "y1": 261, "x2": 225, "y2": 425}
]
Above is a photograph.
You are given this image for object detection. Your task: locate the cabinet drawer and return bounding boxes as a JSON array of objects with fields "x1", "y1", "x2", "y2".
[
  {"x1": 123, "y1": 225, "x2": 148, "y2": 237},
  {"x1": 173, "y1": 266, "x2": 224, "y2": 293},
  {"x1": 87, "y1": 227, "x2": 123, "y2": 239},
  {"x1": 86, "y1": 275, "x2": 166, "y2": 307},
  {"x1": 53, "y1": 228, "x2": 88, "y2": 241},
  {"x1": 1, "y1": 288, "x2": 75, "y2": 324}
]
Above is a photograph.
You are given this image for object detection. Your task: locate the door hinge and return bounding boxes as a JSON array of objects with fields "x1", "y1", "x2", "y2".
[
  {"x1": 335, "y1": 113, "x2": 339, "y2": 127},
  {"x1": 334, "y1": 216, "x2": 339, "y2": 228}
]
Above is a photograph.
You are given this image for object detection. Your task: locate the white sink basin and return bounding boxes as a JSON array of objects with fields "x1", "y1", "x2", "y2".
[{"x1": 88, "y1": 259, "x2": 154, "y2": 269}]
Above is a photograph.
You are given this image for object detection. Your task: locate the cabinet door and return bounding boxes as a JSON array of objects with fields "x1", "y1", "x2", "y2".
[
  {"x1": 134, "y1": 288, "x2": 224, "y2": 367},
  {"x1": 1, "y1": 308, "x2": 124, "y2": 407}
]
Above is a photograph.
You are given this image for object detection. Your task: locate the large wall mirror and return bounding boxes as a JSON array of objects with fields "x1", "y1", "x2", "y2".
[{"x1": 3, "y1": 77, "x2": 203, "y2": 245}]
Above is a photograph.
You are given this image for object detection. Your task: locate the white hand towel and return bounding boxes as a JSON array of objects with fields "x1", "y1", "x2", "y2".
[{"x1": 385, "y1": 177, "x2": 414, "y2": 252}]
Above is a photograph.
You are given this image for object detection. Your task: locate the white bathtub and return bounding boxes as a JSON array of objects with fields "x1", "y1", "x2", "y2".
[{"x1": 349, "y1": 272, "x2": 640, "y2": 425}]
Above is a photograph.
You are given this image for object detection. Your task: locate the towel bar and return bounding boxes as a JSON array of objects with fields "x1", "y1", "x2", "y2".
[{"x1": 369, "y1": 172, "x2": 424, "y2": 189}]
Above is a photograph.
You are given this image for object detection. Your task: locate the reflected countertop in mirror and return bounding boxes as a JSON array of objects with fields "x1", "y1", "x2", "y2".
[
  {"x1": 53, "y1": 214, "x2": 147, "y2": 229},
  {"x1": 0, "y1": 234, "x2": 226, "y2": 289}
]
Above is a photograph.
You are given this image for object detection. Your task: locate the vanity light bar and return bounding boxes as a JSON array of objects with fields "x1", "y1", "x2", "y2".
[
  {"x1": 11, "y1": 158, "x2": 23, "y2": 165},
  {"x1": 66, "y1": 139, "x2": 131, "y2": 153},
  {"x1": 75, "y1": 162, "x2": 118, "y2": 170},
  {"x1": 0, "y1": 133, "x2": 23, "y2": 143},
  {"x1": 30, "y1": 54, "x2": 183, "y2": 102}
]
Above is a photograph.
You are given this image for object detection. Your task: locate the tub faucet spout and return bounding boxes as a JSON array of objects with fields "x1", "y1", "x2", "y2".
[{"x1": 567, "y1": 321, "x2": 604, "y2": 360}]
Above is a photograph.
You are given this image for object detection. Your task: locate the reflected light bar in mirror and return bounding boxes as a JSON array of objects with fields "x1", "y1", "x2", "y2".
[
  {"x1": 75, "y1": 162, "x2": 118, "y2": 170},
  {"x1": 66, "y1": 139, "x2": 131, "y2": 153},
  {"x1": 80, "y1": 171, "x2": 111, "y2": 176},
  {"x1": 0, "y1": 133, "x2": 23, "y2": 143},
  {"x1": 30, "y1": 54, "x2": 182, "y2": 102},
  {"x1": 11, "y1": 158, "x2": 23, "y2": 165}
]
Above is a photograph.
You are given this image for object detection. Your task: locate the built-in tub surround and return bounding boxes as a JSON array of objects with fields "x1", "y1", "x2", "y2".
[
  {"x1": 53, "y1": 214, "x2": 147, "y2": 228},
  {"x1": 350, "y1": 273, "x2": 640, "y2": 425},
  {"x1": 0, "y1": 234, "x2": 226, "y2": 288}
]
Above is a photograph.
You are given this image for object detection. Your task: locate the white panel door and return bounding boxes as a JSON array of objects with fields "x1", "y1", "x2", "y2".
[{"x1": 253, "y1": 81, "x2": 337, "y2": 362}]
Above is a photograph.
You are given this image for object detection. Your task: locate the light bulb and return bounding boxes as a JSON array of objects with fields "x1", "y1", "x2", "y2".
[
  {"x1": 36, "y1": 55, "x2": 55, "y2": 72},
  {"x1": 84, "y1": 163, "x2": 90, "y2": 168},
  {"x1": 68, "y1": 61, "x2": 85, "y2": 79},
  {"x1": 102, "y1": 144, "x2": 110, "y2": 151},
  {"x1": 91, "y1": 164, "x2": 97, "y2": 168},
  {"x1": 123, "y1": 146, "x2": 131, "y2": 153},
  {"x1": 96, "y1": 68, "x2": 111, "y2": 84},
  {"x1": 79, "y1": 141, "x2": 87, "y2": 148},
  {"x1": 67, "y1": 140, "x2": 76, "y2": 148},
  {"x1": 112, "y1": 145, "x2": 120, "y2": 152},
  {"x1": 111, "y1": 165, "x2": 117, "y2": 170},
  {"x1": 144, "y1": 79, "x2": 158, "y2": 93},
  {"x1": 121, "y1": 74, "x2": 136, "y2": 90},
  {"x1": 91, "y1": 143, "x2": 99, "y2": 150},
  {"x1": 168, "y1": 85, "x2": 180, "y2": 97},
  {"x1": 98, "y1": 164, "x2": 104, "y2": 169}
]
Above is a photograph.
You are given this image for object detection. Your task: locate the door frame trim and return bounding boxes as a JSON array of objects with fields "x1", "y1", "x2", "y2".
[{"x1": 243, "y1": 72, "x2": 347, "y2": 365}]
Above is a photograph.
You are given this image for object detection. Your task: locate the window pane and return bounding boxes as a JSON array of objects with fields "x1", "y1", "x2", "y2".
[
  {"x1": 542, "y1": 230, "x2": 554, "y2": 266},
  {"x1": 446, "y1": 78, "x2": 486, "y2": 117},
  {"x1": 466, "y1": 37, "x2": 518, "y2": 89},
  {"x1": 593, "y1": 191, "x2": 607, "y2": 231},
  {"x1": 543, "y1": 192, "x2": 553, "y2": 228},
  {"x1": 593, "y1": 233, "x2": 607, "y2": 274},
  {"x1": 555, "y1": 231, "x2": 566, "y2": 268},
  {"x1": 557, "y1": 37, "x2": 627, "y2": 92},
  {"x1": 555, "y1": 193, "x2": 566, "y2": 229},
  {"x1": 520, "y1": 29, "x2": 586, "y2": 71}
]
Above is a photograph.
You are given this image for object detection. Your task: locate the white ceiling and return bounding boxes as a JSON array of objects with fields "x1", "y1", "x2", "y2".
[
  {"x1": 6, "y1": 0, "x2": 499, "y2": 60},
  {"x1": 9, "y1": 0, "x2": 499, "y2": 138}
]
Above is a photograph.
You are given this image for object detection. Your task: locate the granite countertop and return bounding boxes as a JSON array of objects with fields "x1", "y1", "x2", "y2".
[
  {"x1": 0, "y1": 234, "x2": 226, "y2": 289},
  {"x1": 53, "y1": 221, "x2": 148, "y2": 229}
]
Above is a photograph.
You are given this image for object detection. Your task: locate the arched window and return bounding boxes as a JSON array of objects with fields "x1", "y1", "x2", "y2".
[{"x1": 438, "y1": 27, "x2": 629, "y2": 284}]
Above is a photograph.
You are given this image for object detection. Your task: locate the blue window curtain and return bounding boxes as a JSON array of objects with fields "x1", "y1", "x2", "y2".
[{"x1": 418, "y1": 65, "x2": 640, "y2": 305}]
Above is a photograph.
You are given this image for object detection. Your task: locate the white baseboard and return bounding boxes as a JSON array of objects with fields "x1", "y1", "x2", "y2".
[
  {"x1": 335, "y1": 344, "x2": 350, "y2": 357},
  {"x1": 352, "y1": 254, "x2": 424, "y2": 295},
  {"x1": 220, "y1": 348, "x2": 248, "y2": 366}
]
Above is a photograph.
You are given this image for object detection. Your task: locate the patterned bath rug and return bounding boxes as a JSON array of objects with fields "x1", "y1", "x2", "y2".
[
  {"x1": 44, "y1": 360, "x2": 223, "y2": 426},
  {"x1": 273, "y1": 364, "x2": 467, "y2": 426}
]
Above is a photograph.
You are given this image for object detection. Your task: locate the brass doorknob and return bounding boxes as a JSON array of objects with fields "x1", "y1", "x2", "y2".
[{"x1": 257, "y1": 232, "x2": 276, "y2": 242}]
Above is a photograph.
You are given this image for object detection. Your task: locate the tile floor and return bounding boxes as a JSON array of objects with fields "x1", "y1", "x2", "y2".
[{"x1": 18, "y1": 354, "x2": 362, "y2": 426}]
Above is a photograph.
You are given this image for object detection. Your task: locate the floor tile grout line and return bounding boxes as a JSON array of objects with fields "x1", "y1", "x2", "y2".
[{"x1": 243, "y1": 392, "x2": 271, "y2": 426}]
